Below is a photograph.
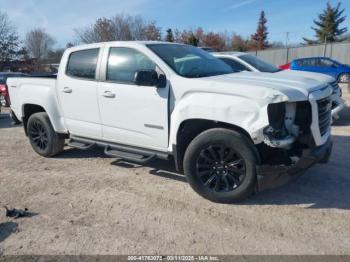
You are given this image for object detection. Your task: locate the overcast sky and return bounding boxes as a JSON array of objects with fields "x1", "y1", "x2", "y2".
[{"x1": 1, "y1": 0, "x2": 349, "y2": 48}]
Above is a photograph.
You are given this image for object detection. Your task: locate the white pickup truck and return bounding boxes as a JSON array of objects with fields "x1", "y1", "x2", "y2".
[{"x1": 8, "y1": 42, "x2": 333, "y2": 203}]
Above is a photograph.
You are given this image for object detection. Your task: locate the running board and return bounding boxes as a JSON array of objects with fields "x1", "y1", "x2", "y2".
[
  {"x1": 68, "y1": 136, "x2": 168, "y2": 164},
  {"x1": 68, "y1": 139, "x2": 95, "y2": 150},
  {"x1": 104, "y1": 146, "x2": 156, "y2": 164}
]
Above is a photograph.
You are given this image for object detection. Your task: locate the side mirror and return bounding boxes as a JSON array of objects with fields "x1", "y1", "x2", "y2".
[{"x1": 134, "y1": 70, "x2": 167, "y2": 88}]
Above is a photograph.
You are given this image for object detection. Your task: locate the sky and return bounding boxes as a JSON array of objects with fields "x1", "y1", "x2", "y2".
[{"x1": 0, "y1": 0, "x2": 349, "y2": 48}]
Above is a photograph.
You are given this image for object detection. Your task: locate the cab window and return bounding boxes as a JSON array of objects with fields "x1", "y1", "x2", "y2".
[
  {"x1": 106, "y1": 47, "x2": 156, "y2": 83},
  {"x1": 66, "y1": 49, "x2": 100, "y2": 79}
]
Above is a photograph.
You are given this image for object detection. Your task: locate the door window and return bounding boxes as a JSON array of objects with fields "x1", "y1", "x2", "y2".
[
  {"x1": 107, "y1": 47, "x2": 156, "y2": 83},
  {"x1": 66, "y1": 49, "x2": 100, "y2": 79}
]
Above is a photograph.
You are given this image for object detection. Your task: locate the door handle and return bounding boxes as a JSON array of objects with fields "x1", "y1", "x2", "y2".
[
  {"x1": 103, "y1": 91, "x2": 116, "y2": 98},
  {"x1": 63, "y1": 87, "x2": 73, "y2": 93}
]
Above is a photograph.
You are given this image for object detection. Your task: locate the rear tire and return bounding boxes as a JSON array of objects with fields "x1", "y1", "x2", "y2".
[
  {"x1": 183, "y1": 128, "x2": 258, "y2": 203},
  {"x1": 27, "y1": 112, "x2": 65, "y2": 157}
]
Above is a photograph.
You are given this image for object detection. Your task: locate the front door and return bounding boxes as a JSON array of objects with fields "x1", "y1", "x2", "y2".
[{"x1": 98, "y1": 47, "x2": 169, "y2": 151}]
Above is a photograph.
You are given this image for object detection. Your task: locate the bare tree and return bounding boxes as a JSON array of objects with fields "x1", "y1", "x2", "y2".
[
  {"x1": 75, "y1": 14, "x2": 162, "y2": 43},
  {"x1": 143, "y1": 21, "x2": 161, "y2": 41},
  {"x1": 75, "y1": 18, "x2": 115, "y2": 43},
  {"x1": 25, "y1": 28, "x2": 55, "y2": 59},
  {"x1": 0, "y1": 10, "x2": 20, "y2": 62}
]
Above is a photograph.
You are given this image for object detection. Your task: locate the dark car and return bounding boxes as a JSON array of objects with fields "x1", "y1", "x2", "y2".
[
  {"x1": 279, "y1": 57, "x2": 350, "y2": 83},
  {"x1": 0, "y1": 72, "x2": 27, "y2": 107}
]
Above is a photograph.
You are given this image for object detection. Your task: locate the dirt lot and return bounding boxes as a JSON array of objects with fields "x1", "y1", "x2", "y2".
[{"x1": 0, "y1": 85, "x2": 349, "y2": 255}]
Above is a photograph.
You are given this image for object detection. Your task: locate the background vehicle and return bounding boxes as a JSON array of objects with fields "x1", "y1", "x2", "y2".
[
  {"x1": 279, "y1": 57, "x2": 350, "y2": 83},
  {"x1": 0, "y1": 72, "x2": 27, "y2": 107},
  {"x1": 199, "y1": 47, "x2": 215, "y2": 53},
  {"x1": 214, "y1": 52, "x2": 345, "y2": 119},
  {"x1": 8, "y1": 42, "x2": 333, "y2": 203}
]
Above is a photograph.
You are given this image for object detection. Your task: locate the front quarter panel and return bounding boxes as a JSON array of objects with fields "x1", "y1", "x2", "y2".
[{"x1": 169, "y1": 92, "x2": 271, "y2": 149}]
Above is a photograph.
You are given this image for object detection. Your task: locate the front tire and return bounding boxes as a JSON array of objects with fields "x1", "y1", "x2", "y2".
[
  {"x1": 183, "y1": 128, "x2": 258, "y2": 203},
  {"x1": 27, "y1": 112, "x2": 65, "y2": 157}
]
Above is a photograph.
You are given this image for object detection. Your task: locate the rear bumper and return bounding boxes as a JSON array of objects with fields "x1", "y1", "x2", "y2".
[{"x1": 256, "y1": 138, "x2": 333, "y2": 191}]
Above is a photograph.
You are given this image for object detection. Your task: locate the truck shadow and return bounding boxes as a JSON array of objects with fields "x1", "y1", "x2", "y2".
[
  {"x1": 51, "y1": 128, "x2": 350, "y2": 210},
  {"x1": 0, "y1": 222, "x2": 18, "y2": 243},
  {"x1": 111, "y1": 135, "x2": 350, "y2": 210},
  {"x1": 0, "y1": 112, "x2": 14, "y2": 129}
]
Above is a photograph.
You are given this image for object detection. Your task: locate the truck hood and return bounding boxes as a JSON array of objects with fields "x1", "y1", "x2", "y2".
[
  {"x1": 275, "y1": 70, "x2": 335, "y2": 84},
  {"x1": 189, "y1": 71, "x2": 328, "y2": 102}
]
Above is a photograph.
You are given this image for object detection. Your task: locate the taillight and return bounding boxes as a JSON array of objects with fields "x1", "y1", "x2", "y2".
[
  {"x1": 0, "y1": 84, "x2": 6, "y2": 93},
  {"x1": 279, "y1": 63, "x2": 291, "y2": 70}
]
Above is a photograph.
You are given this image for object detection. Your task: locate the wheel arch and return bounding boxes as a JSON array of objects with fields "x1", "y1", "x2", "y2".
[
  {"x1": 22, "y1": 104, "x2": 68, "y2": 138},
  {"x1": 173, "y1": 118, "x2": 260, "y2": 172}
]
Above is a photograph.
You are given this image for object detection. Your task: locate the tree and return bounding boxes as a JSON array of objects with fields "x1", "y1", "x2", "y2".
[
  {"x1": 75, "y1": 14, "x2": 162, "y2": 43},
  {"x1": 165, "y1": 28, "x2": 174, "y2": 42},
  {"x1": 25, "y1": 28, "x2": 55, "y2": 59},
  {"x1": 202, "y1": 32, "x2": 226, "y2": 51},
  {"x1": 0, "y1": 10, "x2": 20, "y2": 62},
  {"x1": 143, "y1": 21, "x2": 161, "y2": 41},
  {"x1": 231, "y1": 35, "x2": 250, "y2": 51},
  {"x1": 251, "y1": 11, "x2": 269, "y2": 50},
  {"x1": 304, "y1": 2, "x2": 347, "y2": 44}
]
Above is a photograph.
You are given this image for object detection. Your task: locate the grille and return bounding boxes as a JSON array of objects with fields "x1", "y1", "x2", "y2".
[{"x1": 317, "y1": 96, "x2": 332, "y2": 136}]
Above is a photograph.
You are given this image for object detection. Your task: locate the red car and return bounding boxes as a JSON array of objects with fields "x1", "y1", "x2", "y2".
[{"x1": 0, "y1": 72, "x2": 27, "y2": 107}]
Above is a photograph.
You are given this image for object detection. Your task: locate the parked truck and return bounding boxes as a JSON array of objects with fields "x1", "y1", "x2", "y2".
[{"x1": 8, "y1": 42, "x2": 333, "y2": 203}]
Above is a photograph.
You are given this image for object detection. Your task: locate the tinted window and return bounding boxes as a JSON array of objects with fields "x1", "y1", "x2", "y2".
[
  {"x1": 147, "y1": 44, "x2": 233, "y2": 78},
  {"x1": 219, "y1": 58, "x2": 250, "y2": 72},
  {"x1": 296, "y1": 59, "x2": 316, "y2": 67},
  {"x1": 317, "y1": 58, "x2": 334, "y2": 67},
  {"x1": 107, "y1": 47, "x2": 156, "y2": 83},
  {"x1": 239, "y1": 54, "x2": 280, "y2": 73},
  {"x1": 66, "y1": 49, "x2": 99, "y2": 79}
]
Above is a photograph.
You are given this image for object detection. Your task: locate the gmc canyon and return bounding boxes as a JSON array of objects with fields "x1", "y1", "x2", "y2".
[{"x1": 8, "y1": 42, "x2": 333, "y2": 203}]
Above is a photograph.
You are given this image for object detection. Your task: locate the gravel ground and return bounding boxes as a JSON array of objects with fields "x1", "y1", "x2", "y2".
[{"x1": 0, "y1": 85, "x2": 349, "y2": 255}]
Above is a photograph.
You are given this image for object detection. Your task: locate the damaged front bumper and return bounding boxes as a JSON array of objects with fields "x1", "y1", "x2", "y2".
[{"x1": 256, "y1": 138, "x2": 333, "y2": 191}]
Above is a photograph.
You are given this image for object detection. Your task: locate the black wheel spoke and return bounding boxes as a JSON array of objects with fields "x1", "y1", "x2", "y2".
[
  {"x1": 214, "y1": 175, "x2": 222, "y2": 192},
  {"x1": 228, "y1": 173, "x2": 241, "y2": 187},
  {"x1": 204, "y1": 174, "x2": 216, "y2": 186},
  {"x1": 198, "y1": 169, "x2": 212, "y2": 177},
  {"x1": 196, "y1": 144, "x2": 246, "y2": 193},
  {"x1": 29, "y1": 120, "x2": 48, "y2": 151},
  {"x1": 222, "y1": 175, "x2": 231, "y2": 191},
  {"x1": 207, "y1": 146, "x2": 218, "y2": 161}
]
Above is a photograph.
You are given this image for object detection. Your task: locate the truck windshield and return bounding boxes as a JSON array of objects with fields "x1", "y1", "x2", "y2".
[
  {"x1": 147, "y1": 44, "x2": 234, "y2": 78},
  {"x1": 239, "y1": 54, "x2": 280, "y2": 73}
]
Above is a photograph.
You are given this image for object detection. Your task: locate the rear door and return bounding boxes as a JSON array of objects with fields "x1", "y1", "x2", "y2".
[
  {"x1": 97, "y1": 46, "x2": 169, "y2": 151},
  {"x1": 57, "y1": 48, "x2": 102, "y2": 139}
]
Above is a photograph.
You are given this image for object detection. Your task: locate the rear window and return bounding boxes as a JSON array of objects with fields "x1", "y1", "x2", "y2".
[{"x1": 66, "y1": 49, "x2": 100, "y2": 80}]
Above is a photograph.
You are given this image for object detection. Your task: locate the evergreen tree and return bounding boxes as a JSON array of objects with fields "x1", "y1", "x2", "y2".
[
  {"x1": 165, "y1": 28, "x2": 174, "y2": 42},
  {"x1": 304, "y1": 2, "x2": 347, "y2": 44},
  {"x1": 251, "y1": 11, "x2": 269, "y2": 50}
]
